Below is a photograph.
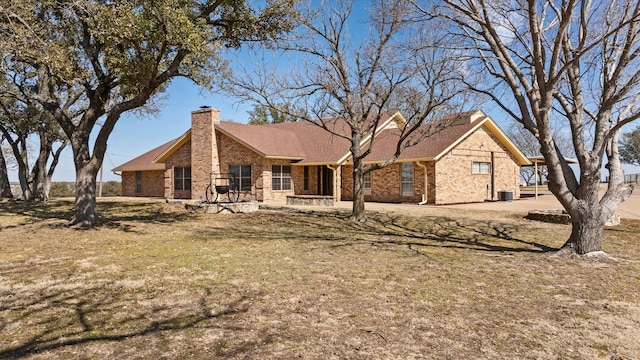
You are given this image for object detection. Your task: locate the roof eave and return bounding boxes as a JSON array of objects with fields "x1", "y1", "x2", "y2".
[
  {"x1": 265, "y1": 155, "x2": 306, "y2": 160},
  {"x1": 154, "y1": 131, "x2": 191, "y2": 163},
  {"x1": 294, "y1": 161, "x2": 340, "y2": 166},
  {"x1": 112, "y1": 167, "x2": 166, "y2": 172},
  {"x1": 336, "y1": 111, "x2": 405, "y2": 165},
  {"x1": 482, "y1": 120, "x2": 531, "y2": 165},
  {"x1": 343, "y1": 157, "x2": 436, "y2": 165},
  {"x1": 432, "y1": 113, "x2": 531, "y2": 165}
]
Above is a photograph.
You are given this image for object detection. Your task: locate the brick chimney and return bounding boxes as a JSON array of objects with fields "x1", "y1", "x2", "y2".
[{"x1": 190, "y1": 107, "x2": 221, "y2": 200}]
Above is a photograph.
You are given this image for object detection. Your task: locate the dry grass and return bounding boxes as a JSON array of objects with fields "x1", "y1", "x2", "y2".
[{"x1": 1, "y1": 199, "x2": 639, "y2": 359}]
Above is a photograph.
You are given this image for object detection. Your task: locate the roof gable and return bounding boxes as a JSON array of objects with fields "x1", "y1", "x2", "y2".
[
  {"x1": 356, "y1": 110, "x2": 531, "y2": 165},
  {"x1": 111, "y1": 138, "x2": 177, "y2": 172},
  {"x1": 154, "y1": 130, "x2": 191, "y2": 163}
]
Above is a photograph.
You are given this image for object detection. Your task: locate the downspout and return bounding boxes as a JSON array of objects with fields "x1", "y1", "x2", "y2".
[
  {"x1": 416, "y1": 161, "x2": 428, "y2": 205},
  {"x1": 491, "y1": 151, "x2": 495, "y2": 201}
]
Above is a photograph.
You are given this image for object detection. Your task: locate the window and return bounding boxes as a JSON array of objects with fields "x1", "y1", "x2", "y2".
[
  {"x1": 135, "y1": 171, "x2": 142, "y2": 193},
  {"x1": 401, "y1": 163, "x2": 413, "y2": 197},
  {"x1": 472, "y1": 161, "x2": 491, "y2": 174},
  {"x1": 174, "y1": 167, "x2": 191, "y2": 191},
  {"x1": 303, "y1": 166, "x2": 309, "y2": 190},
  {"x1": 229, "y1": 165, "x2": 252, "y2": 191},
  {"x1": 363, "y1": 171, "x2": 372, "y2": 195},
  {"x1": 272, "y1": 165, "x2": 292, "y2": 191}
]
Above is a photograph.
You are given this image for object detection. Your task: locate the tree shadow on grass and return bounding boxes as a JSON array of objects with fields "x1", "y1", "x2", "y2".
[
  {"x1": 197, "y1": 208, "x2": 560, "y2": 254},
  {"x1": 0, "y1": 200, "x2": 196, "y2": 232},
  {"x1": 0, "y1": 265, "x2": 263, "y2": 359},
  {"x1": 0, "y1": 199, "x2": 74, "y2": 225},
  {"x1": 93, "y1": 201, "x2": 198, "y2": 233},
  {"x1": 364, "y1": 212, "x2": 558, "y2": 253}
]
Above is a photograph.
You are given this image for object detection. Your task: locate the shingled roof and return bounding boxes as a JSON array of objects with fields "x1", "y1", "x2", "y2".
[
  {"x1": 216, "y1": 121, "x2": 306, "y2": 159},
  {"x1": 112, "y1": 110, "x2": 529, "y2": 172},
  {"x1": 112, "y1": 138, "x2": 177, "y2": 172}
]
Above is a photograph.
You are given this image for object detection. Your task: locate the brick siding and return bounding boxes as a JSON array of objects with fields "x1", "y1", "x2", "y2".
[
  {"x1": 121, "y1": 170, "x2": 164, "y2": 197},
  {"x1": 165, "y1": 141, "x2": 192, "y2": 199},
  {"x1": 339, "y1": 126, "x2": 520, "y2": 204},
  {"x1": 292, "y1": 165, "x2": 319, "y2": 195},
  {"x1": 433, "y1": 127, "x2": 520, "y2": 204},
  {"x1": 341, "y1": 163, "x2": 426, "y2": 203},
  {"x1": 190, "y1": 108, "x2": 220, "y2": 200},
  {"x1": 217, "y1": 131, "x2": 264, "y2": 201}
]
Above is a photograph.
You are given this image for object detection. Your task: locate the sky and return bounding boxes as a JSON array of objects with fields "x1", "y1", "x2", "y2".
[
  {"x1": 21, "y1": 78, "x2": 255, "y2": 183},
  {"x1": 34, "y1": 77, "x2": 639, "y2": 184},
  {"x1": 4, "y1": 1, "x2": 640, "y2": 184}
]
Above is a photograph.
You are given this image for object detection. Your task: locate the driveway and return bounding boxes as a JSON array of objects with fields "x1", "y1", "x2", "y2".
[{"x1": 333, "y1": 185, "x2": 640, "y2": 220}]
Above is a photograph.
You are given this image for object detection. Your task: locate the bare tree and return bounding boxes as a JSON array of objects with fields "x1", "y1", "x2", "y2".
[
  {"x1": 228, "y1": 0, "x2": 470, "y2": 221},
  {"x1": 427, "y1": 0, "x2": 640, "y2": 255},
  {"x1": 507, "y1": 122, "x2": 573, "y2": 185}
]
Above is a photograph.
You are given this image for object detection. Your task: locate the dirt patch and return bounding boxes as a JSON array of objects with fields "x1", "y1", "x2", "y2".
[{"x1": 1, "y1": 199, "x2": 639, "y2": 359}]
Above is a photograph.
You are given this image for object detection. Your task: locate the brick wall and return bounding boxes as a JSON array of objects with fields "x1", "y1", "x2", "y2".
[
  {"x1": 426, "y1": 161, "x2": 436, "y2": 204},
  {"x1": 217, "y1": 131, "x2": 264, "y2": 201},
  {"x1": 121, "y1": 170, "x2": 164, "y2": 197},
  {"x1": 262, "y1": 159, "x2": 295, "y2": 203},
  {"x1": 165, "y1": 140, "x2": 192, "y2": 199},
  {"x1": 292, "y1": 165, "x2": 319, "y2": 195},
  {"x1": 341, "y1": 163, "x2": 426, "y2": 203},
  {"x1": 433, "y1": 127, "x2": 520, "y2": 204},
  {"x1": 190, "y1": 108, "x2": 220, "y2": 200}
]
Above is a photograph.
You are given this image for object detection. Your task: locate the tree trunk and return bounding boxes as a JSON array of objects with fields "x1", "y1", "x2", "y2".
[
  {"x1": 32, "y1": 131, "x2": 53, "y2": 201},
  {"x1": 560, "y1": 209, "x2": 605, "y2": 254},
  {"x1": 351, "y1": 159, "x2": 367, "y2": 222},
  {"x1": 0, "y1": 145, "x2": 13, "y2": 198},
  {"x1": 73, "y1": 165, "x2": 99, "y2": 225},
  {"x1": 67, "y1": 111, "x2": 112, "y2": 225},
  {"x1": 39, "y1": 177, "x2": 51, "y2": 202},
  {"x1": 17, "y1": 150, "x2": 32, "y2": 201}
]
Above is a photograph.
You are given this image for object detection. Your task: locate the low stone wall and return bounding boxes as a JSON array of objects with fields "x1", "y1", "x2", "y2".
[
  {"x1": 286, "y1": 195, "x2": 334, "y2": 206},
  {"x1": 525, "y1": 209, "x2": 621, "y2": 227},
  {"x1": 184, "y1": 201, "x2": 260, "y2": 214},
  {"x1": 525, "y1": 210, "x2": 571, "y2": 224}
]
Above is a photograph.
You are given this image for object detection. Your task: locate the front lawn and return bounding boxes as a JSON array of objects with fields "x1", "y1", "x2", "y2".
[{"x1": 1, "y1": 199, "x2": 639, "y2": 359}]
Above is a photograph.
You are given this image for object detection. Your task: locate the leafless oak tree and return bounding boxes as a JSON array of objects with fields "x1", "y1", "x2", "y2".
[
  {"x1": 228, "y1": 0, "x2": 471, "y2": 221},
  {"x1": 424, "y1": 0, "x2": 640, "y2": 255},
  {"x1": 506, "y1": 123, "x2": 573, "y2": 185}
]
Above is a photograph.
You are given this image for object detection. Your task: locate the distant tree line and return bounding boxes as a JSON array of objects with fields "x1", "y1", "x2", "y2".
[{"x1": 49, "y1": 182, "x2": 121, "y2": 198}]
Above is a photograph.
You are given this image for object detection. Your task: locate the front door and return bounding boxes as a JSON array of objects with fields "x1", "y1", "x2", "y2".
[{"x1": 317, "y1": 166, "x2": 333, "y2": 196}]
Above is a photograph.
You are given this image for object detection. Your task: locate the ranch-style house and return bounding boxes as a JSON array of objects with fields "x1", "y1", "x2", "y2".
[{"x1": 112, "y1": 107, "x2": 530, "y2": 204}]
